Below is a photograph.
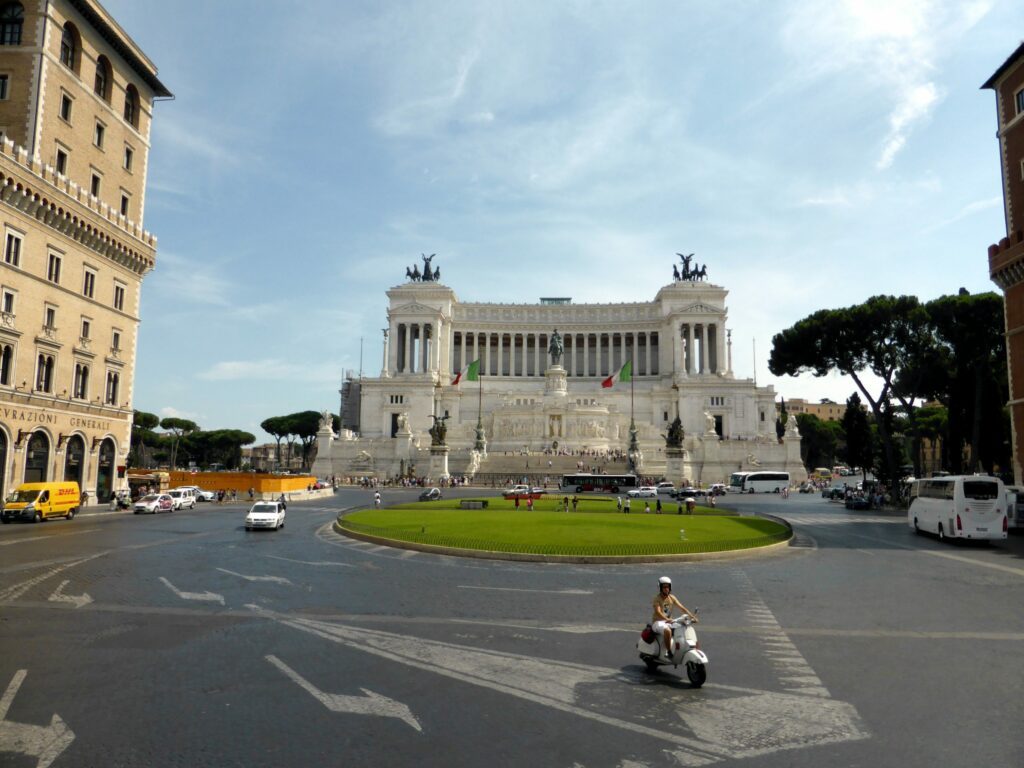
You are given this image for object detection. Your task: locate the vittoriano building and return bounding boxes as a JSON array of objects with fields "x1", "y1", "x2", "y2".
[{"x1": 315, "y1": 258, "x2": 805, "y2": 485}]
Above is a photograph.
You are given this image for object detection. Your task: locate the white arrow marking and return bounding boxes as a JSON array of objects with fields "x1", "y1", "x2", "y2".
[
  {"x1": 216, "y1": 568, "x2": 292, "y2": 585},
  {"x1": 265, "y1": 655, "x2": 421, "y2": 732},
  {"x1": 159, "y1": 577, "x2": 224, "y2": 605},
  {"x1": 46, "y1": 580, "x2": 92, "y2": 609},
  {"x1": 250, "y1": 608, "x2": 868, "y2": 763},
  {"x1": 0, "y1": 670, "x2": 75, "y2": 768},
  {"x1": 458, "y1": 586, "x2": 593, "y2": 595}
]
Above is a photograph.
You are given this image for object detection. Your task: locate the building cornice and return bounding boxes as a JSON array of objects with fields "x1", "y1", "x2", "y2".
[{"x1": 0, "y1": 139, "x2": 156, "y2": 275}]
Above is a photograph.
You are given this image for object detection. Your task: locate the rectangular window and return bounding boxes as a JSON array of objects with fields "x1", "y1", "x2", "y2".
[
  {"x1": 4, "y1": 231, "x2": 20, "y2": 266},
  {"x1": 113, "y1": 283, "x2": 125, "y2": 311},
  {"x1": 0, "y1": 75, "x2": 8, "y2": 100},
  {"x1": 93, "y1": 121, "x2": 104, "y2": 148},
  {"x1": 90, "y1": 173, "x2": 101, "y2": 197},
  {"x1": 2, "y1": 289, "x2": 13, "y2": 314},
  {"x1": 47, "y1": 253, "x2": 61, "y2": 283},
  {"x1": 111, "y1": 330, "x2": 121, "y2": 350},
  {"x1": 1017, "y1": 89, "x2": 1024, "y2": 116},
  {"x1": 120, "y1": 193, "x2": 129, "y2": 217},
  {"x1": 123, "y1": 145, "x2": 133, "y2": 171},
  {"x1": 59, "y1": 93, "x2": 72, "y2": 122},
  {"x1": 81, "y1": 318, "x2": 90, "y2": 339},
  {"x1": 82, "y1": 269, "x2": 95, "y2": 298},
  {"x1": 55, "y1": 147, "x2": 67, "y2": 175},
  {"x1": 44, "y1": 306, "x2": 56, "y2": 329}
]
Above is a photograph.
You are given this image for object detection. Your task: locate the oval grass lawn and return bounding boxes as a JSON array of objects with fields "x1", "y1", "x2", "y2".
[{"x1": 339, "y1": 497, "x2": 789, "y2": 557}]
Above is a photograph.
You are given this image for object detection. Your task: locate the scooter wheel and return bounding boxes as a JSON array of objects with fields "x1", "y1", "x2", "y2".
[{"x1": 686, "y1": 662, "x2": 707, "y2": 688}]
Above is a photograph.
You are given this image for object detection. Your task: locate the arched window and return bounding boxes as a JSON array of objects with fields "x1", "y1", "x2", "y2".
[
  {"x1": 123, "y1": 84, "x2": 139, "y2": 127},
  {"x1": 0, "y1": 344, "x2": 11, "y2": 385},
  {"x1": 60, "y1": 23, "x2": 80, "y2": 71},
  {"x1": 0, "y1": 3, "x2": 23, "y2": 46},
  {"x1": 105, "y1": 370, "x2": 119, "y2": 404},
  {"x1": 73, "y1": 363, "x2": 88, "y2": 399},
  {"x1": 94, "y1": 55, "x2": 111, "y2": 101},
  {"x1": 24, "y1": 431, "x2": 49, "y2": 483},
  {"x1": 35, "y1": 353, "x2": 54, "y2": 393}
]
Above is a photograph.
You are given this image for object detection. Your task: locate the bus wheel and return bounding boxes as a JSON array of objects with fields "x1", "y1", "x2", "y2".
[{"x1": 937, "y1": 523, "x2": 945, "y2": 541}]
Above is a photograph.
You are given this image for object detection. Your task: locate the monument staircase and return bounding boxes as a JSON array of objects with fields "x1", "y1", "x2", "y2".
[{"x1": 472, "y1": 453, "x2": 633, "y2": 488}]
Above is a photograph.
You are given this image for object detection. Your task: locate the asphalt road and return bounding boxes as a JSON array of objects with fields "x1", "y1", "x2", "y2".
[{"x1": 0, "y1": 488, "x2": 1022, "y2": 767}]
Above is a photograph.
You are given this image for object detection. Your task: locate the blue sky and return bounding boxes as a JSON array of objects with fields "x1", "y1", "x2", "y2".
[{"x1": 106, "y1": 0, "x2": 1022, "y2": 440}]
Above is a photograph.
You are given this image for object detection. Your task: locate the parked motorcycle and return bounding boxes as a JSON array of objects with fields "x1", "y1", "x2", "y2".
[{"x1": 636, "y1": 612, "x2": 708, "y2": 687}]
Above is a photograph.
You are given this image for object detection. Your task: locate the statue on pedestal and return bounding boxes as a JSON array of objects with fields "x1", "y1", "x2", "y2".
[
  {"x1": 548, "y1": 329, "x2": 563, "y2": 366},
  {"x1": 428, "y1": 415, "x2": 448, "y2": 446},
  {"x1": 665, "y1": 416, "x2": 684, "y2": 448}
]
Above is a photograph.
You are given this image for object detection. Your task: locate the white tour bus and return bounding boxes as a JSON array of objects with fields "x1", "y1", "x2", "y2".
[
  {"x1": 908, "y1": 475, "x2": 1008, "y2": 541},
  {"x1": 730, "y1": 471, "x2": 790, "y2": 494}
]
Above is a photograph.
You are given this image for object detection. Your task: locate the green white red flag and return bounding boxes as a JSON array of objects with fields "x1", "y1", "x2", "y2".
[
  {"x1": 601, "y1": 360, "x2": 632, "y2": 388},
  {"x1": 451, "y1": 359, "x2": 480, "y2": 385}
]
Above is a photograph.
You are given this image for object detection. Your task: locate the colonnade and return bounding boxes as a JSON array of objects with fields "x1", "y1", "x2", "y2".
[
  {"x1": 675, "y1": 322, "x2": 724, "y2": 376},
  {"x1": 389, "y1": 321, "x2": 442, "y2": 374},
  {"x1": 450, "y1": 330, "x2": 660, "y2": 378}
]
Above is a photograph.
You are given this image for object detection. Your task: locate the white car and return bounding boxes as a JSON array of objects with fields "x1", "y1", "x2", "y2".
[
  {"x1": 503, "y1": 485, "x2": 531, "y2": 496},
  {"x1": 245, "y1": 501, "x2": 286, "y2": 531},
  {"x1": 656, "y1": 482, "x2": 676, "y2": 495},
  {"x1": 627, "y1": 486, "x2": 658, "y2": 498},
  {"x1": 179, "y1": 485, "x2": 215, "y2": 502},
  {"x1": 167, "y1": 488, "x2": 196, "y2": 510},
  {"x1": 134, "y1": 494, "x2": 174, "y2": 514}
]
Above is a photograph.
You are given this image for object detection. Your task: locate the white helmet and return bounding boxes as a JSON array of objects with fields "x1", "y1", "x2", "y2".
[{"x1": 658, "y1": 576, "x2": 672, "y2": 588}]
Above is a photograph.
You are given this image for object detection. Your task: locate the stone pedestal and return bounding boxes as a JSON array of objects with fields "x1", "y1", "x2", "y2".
[
  {"x1": 665, "y1": 447, "x2": 689, "y2": 488},
  {"x1": 429, "y1": 446, "x2": 450, "y2": 481},
  {"x1": 544, "y1": 365, "x2": 567, "y2": 397}
]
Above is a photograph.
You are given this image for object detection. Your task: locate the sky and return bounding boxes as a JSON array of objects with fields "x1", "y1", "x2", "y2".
[{"x1": 104, "y1": 0, "x2": 1023, "y2": 442}]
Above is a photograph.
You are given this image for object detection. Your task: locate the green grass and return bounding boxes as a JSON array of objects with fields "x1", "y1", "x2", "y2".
[{"x1": 338, "y1": 497, "x2": 789, "y2": 556}]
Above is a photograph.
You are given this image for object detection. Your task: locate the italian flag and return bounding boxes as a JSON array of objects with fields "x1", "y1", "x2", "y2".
[
  {"x1": 601, "y1": 360, "x2": 632, "y2": 388},
  {"x1": 451, "y1": 359, "x2": 480, "y2": 386}
]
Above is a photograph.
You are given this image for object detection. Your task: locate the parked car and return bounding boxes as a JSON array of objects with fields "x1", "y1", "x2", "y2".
[
  {"x1": 167, "y1": 488, "x2": 197, "y2": 510},
  {"x1": 134, "y1": 494, "x2": 174, "y2": 514},
  {"x1": 656, "y1": 482, "x2": 676, "y2": 495},
  {"x1": 627, "y1": 486, "x2": 658, "y2": 498},
  {"x1": 672, "y1": 486, "x2": 703, "y2": 498},
  {"x1": 503, "y1": 485, "x2": 531, "y2": 497},
  {"x1": 708, "y1": 483, "x2": 727, "y2": 495},
  {"x1": 179, "y1": 485, "x2": 215, "y2": 502},
  {"x1": 418, "y1": 487, "x2": 442, "y2": 501},
  {"x1": 245, "y1": 501, "x2": 286, "y2": 531}
]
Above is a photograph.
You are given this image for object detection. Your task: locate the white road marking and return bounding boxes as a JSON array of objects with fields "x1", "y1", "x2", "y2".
[
  {"x1": 158, "y1": 577, "x2": 224, "y2": 605},
  {"x1": 0, "y1": 670, "x2": 75, "y2": 768},
  {"x1": 216, "y1": 568, "x2": 292, "y2": 585},
  {"x1": 837, "y1": 529, "x2": 1024, "y2": 578},
  {"x1": 0, "y1": 554, "x2": 104, "y2": 603},
  {"x1": 265, "y1": 654, "x2": 421, "y2": 732},
  {"x1": 0, "y1": 528, "x2": 100, "y2": 546},
  {"x1": 458, "y1": 585, "x2": 593, "y2": 595},
  {"x1": 731, "y1": 569, "x2": 830, "y2": 698},
  {"x1": 249, "y1": 606, "x2": 867, "y2": 763},
  {"x1": 261, "y1": 554, "x2": 355, "y2": 568},
  {"x1": 47, "y1": 580, "x2": 92, "y2": 608}
]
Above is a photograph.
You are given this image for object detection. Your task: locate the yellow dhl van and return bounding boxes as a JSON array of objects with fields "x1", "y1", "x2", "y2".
[{"x1": 1, "y1": 482, "x2": 81, "y2": 523}]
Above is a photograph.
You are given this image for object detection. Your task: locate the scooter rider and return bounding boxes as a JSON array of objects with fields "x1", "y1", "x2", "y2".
[{"x1": 652, "y1": 576, "x2": 697, "y2": 659}]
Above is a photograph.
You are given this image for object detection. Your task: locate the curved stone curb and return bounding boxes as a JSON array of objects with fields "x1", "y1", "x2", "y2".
[{"x1": 331, "y1": 518, "x2": 793, "y2": 564}]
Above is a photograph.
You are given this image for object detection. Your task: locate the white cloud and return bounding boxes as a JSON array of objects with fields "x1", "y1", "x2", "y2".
[{"x1": 159, "y1": 406, "x2": 203, "y2": 421}]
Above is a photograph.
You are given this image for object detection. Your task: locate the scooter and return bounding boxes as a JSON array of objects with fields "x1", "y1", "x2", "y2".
[{"x1": 636, "y1": 612, "x2": 708, "y2": 687}]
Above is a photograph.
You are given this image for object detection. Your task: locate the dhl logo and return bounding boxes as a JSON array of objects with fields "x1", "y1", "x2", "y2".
[{"x1": 57, "y1": 488, "x2": 77, "y2": 496}]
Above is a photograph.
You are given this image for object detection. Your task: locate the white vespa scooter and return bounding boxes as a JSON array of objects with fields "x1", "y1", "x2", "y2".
[{"x1": 636, "y1": 612, "x2": 708, "y2": 687}]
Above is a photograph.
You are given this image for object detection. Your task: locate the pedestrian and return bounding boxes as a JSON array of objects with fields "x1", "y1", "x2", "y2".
[
  {"x1": 515, "y1": 496, "x2": 520, "y2": 510},
  {"x1": 656, "y1": 498, "x2": 662, "y2": 514},
  {"x1": 563, "y1": 496, "x2": 570, "y2": 512},
  {"x1": 248, "y1": 487, "x2": 254, "y2": 501},
  {"x1": 571, "y1": 495, "x2": 578, "y2": 512},
  {"x1": 677, "y1": 498, "x2": 683, "y2": 515},
  {"x1": 617, "y1": 496, "x2": 623, "y2": 512},
  {"x1": 526, "y1": 497, "x2": 534, "y2": 511}
]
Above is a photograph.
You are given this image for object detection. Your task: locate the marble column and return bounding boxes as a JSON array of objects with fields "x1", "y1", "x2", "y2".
[
  {"x1": 497, "y1": 333, "x2": 504, "y2": 376},
  {"x1": 403, "y1": 324, "x2": 412, "y2": 373},
  {"x1": 381, "y1": 328, "x2": 390, "y2": 377},
  {"x1": 701, "y1": 323, "x2": 709, "y2": 375},
  {"x1": 533, "y1": 333, "x2": 539, "y2": 376},
  {"x1": 644, "y1": 332, "x2": 651, "y2": 376}
]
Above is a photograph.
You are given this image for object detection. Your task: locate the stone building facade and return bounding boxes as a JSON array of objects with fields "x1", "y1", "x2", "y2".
[
  {"x1": 984, "y1": 43, "x2": 1024, "y2": 486},
  {"x1": 0, "y1": 0, "x2": 170, "y2": 503},
  {"x1": 314, "y1": 271, "x2": 805, "y2": 486}
]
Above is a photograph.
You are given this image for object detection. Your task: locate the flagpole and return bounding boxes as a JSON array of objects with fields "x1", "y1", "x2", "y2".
[
  {"x1": 628, "y1": 357, "x2": 638, "y2": 476},
  {"x1": 474, "y1": 359, "x2": 485, "y2": 452}
]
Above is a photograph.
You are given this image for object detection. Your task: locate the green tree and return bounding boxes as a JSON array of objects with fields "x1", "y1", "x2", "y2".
[
  {"x1": 130, "y1": 410, "x2": 160, "y2": 468},
  {"x1": 841, "y1": 393, "x2": 873, "y2": 481},
  {"x1": 796, "y1": 413, "x2": 842, "y2": 470},
  {"x1": 775, "y1": 398, "x2": 788, "y2": 441},
  {"x1": 286, "y1": 410, "x2": 324, "y2": 470},
  {"x1": 769, "y1": 295, "x2": 931, "y2": 484},
  {"x1": 260, "y1": 416, "x2": 288, "y2": 469},
  {"x1": 159, "y1": 417, "x2": 198, "y2": 470}
]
